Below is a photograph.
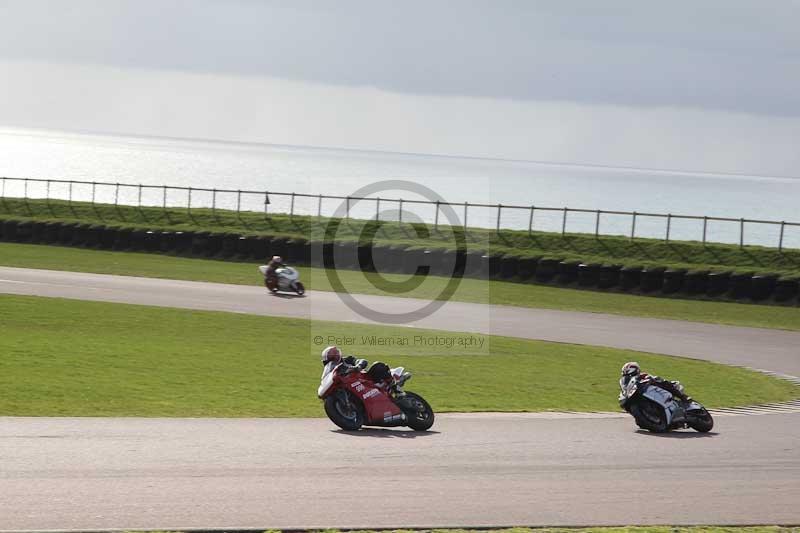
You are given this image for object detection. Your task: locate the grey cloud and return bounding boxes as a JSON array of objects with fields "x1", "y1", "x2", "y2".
[{"x1": 0, "y1": 0, "x2": 798, "y2": 115}]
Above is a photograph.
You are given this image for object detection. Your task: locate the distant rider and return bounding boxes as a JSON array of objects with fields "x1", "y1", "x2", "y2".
[
  {"x1": 265, "y1": 255, "x2": 284, "y2": 288},
  {"x1": 320, "y1": 345, "x2": 392, "y2": 384},
  {"x1": 621, "y1": 361, "x2": 691, "y2": 402}
]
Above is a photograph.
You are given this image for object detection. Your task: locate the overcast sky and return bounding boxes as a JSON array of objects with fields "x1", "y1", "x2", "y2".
[{"x1": 1, "y1": 0, "x2": 799, "y2": 176}]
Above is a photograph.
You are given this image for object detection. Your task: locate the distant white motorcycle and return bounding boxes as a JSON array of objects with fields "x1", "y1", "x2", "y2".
[{"x1": 258, "y1": 264, "x2": 306, "y2": 295}]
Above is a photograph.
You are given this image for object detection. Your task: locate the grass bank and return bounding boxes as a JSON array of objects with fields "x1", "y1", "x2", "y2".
[
  {"x1": 2, "y1": 241, "x2": 799, "y2": 331},
  {"x1": 2, "y1": 198, "x2": 799, "y2": 276},
  {"x1": 1, "y1": 294, "x2": 796, "y2": 417}
]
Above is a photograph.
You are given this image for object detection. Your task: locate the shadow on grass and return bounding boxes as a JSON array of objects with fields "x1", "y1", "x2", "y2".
[{"x1": 332, "y1": 428, "x2": 440, "y2": 438}]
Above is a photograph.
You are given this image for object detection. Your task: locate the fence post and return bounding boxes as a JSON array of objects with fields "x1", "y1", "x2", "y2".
[
  {"x1": 739, "y1": 218, "x2": 744, "y2": 248},
  {"x1": 290, "y1": 192, "x2": 296, "y2": 218},
  {"x1": 434, "y1": 200, "x2": 440, "y2": 230},
  {"x1": 463, "y1": 201, "x2": 468, "y2": 229},
  {"x1": 496, "y1": 204, "x2": 502, "y2": 234},
  {"x1": 236, "y1": 190, "x2": 241, "y2": 214},
  {"x1": 345, "y1": 196, "x2": 350, "y2": 219},
  {"x1": 561, "y1": 207, "x2": 568, "y2": 236},
  {"x1": 376, "y1": 197, "x2": 381, "y2": 221},
  {"x1": 162, "y1": 185, "x2": 167, "y2": 215},
  {"x1": 264, "y1": 191, "x2": 269, "y2": 218},
  {"x1": 702, "y1": 216, "x2": 708, "y2": 244},
  {"x1": 91, "y1": 182, "x2": 96, "y2": 204},
  {"x1": 211, "y1": 189, "x2": 217, "y2": 217},
  {"x1": 665, "y1": 214, "x2": 672, "y2": 242},
  {"x1": 630, "y1": 211, "x2": 637, "y2": 240},
  {"x1": 0, "y1": 176, "x2": 5, "y2": 198},
  {"x1": 317, "y1": 194, "x2": 322, "y2": 219},
  {"x1": 399, "y1": 199, "x2": 403, "y2": 225},
  {"x1": 187, "y1": 187, "x2": 192, "y2": 217},
  {"x1": 594, "y1": 210, "x2": 601, "y2": 238},
  {"x1": 138, "y1": 184, "x2": 143, "y2": 208},
  {"x1": 46, "y1": 180, "x2": 51, "y2": 207},
  {"x1": 113, "y1": 183, "x2": 119, "y2": 206},
  {"x1": 69, "y1": 181, "x2": 74, "y2": 205},
  {"x1": 779, "y1": 221, "x2": 786, "y2": 251},
  {"x1": 528, "y1": 205, "x2": 535, "y2": 235}
]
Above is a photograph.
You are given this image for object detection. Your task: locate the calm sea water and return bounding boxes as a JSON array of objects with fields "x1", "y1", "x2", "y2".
[{"x1": 1, "y1": 127, "x2": 798, "y2": 248}]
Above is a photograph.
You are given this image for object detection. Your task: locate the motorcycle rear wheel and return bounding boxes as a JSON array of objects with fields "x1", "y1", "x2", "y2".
[
  {"x1": 324, "y1": 392, "x2": 364, "y2": 431},
  {"x1": 401, "y1": 391, "x2": 435, "y2": 431},
  {"x1": 686, "y1": 407, "x2": 714, "y2": 432},
  {"x1": 630, "y1": 399, "x2": 668, "y2": 433}
]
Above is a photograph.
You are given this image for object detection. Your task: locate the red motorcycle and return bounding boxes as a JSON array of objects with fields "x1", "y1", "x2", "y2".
[{"x1": 317, "y1": 362, "x2": 435, "y2": 431}]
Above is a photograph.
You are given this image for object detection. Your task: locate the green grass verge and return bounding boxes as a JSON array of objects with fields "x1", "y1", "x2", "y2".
[
  {"x1": 2, "y1": 197, "x2": 799, "y2": 275},
  {"x1": 2, "y1": 241, "x2": 799, "y2": 331},
  {"x1": 1, "y1": 294, "x2": 796, "y2": 417}
]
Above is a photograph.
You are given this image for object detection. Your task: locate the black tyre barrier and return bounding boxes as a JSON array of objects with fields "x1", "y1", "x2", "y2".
[
  {"x1": 218, "y1": 233, "x2": 237, "y2": 257},
  {"x1": 441, "y1": 249, "x2": 466, "y2": 278},
  {"x1": 478, "y1": 254, "x2": 493, "y2": 279},
  {"x1": 113, "y1": 227, "x2": 133, "y2": 250},
  {"x1": 750, "y1": 275, "x2": 778, "y2": 301},
  {"x1": 335, "y1": 241, "x2": 359, "y2": 270},
  {"x1": 707, "y1": 271, "x2": 731, "y2": 296},
  {"x1": 557, "y1": 260, "x2": 581, "y2": 284},
  {"x1": 426, "y1": 248, "x2": 447, "y2": 276},
  {"x1": 369, "y1": 244, "x2": 392, "y2": 273},
  {"x1": 159, "y1": 231, "x2": 175, "y2": 253},
  {"x1": 598, "y1": 264, "x2": 622, "y2": 289},
  {"x1": 500, "y1": 255, "x2": 520, "y2": 279},
  {"x1": 130, "y1": 229, "x2": 148, "y2": 251},
  {"x1": 620, "y1": 266, "x2": 643, "y2": 291},
  {"x1": 268, "y1": 236, "x2": 289, "y2": 260},
  {"x1": 640, "y1": 267, "x2": 666, "y2": 293},
  {"x1": 232, "y1": 235, "x2": 251, "y2": 258},
  {"x1": 387, "y1": 245, "x2": 409, "y2": 273},
  {"x1": 535, "y1": 258, "x2": 562, "y2": 282},
  {"x1": 317, "y1": 241, "x2": 336, "y2": 269},
  {"x1": 251, "y1": 236, "x2": 271, "y2": 261},
  {"x1": 517, "y1": 257, "x2": 539, "y2": 281},
  {"x1": 463, "y1": 250, "x2": 485, "y2": 278},
  {"x1": 84, "y1": 225, "x2": 103, "y2": 248},
  {"x1": 143, "y1": 230, "x2": 160, "y2": 252},
  {"x1": 286, "y1": 238, "x2": 309, "y2": 265},
  {"x1": 773, "y1": 278, "x2": 799, "y2": 302},
  {"x1": 69, "y1": 223, "x2": 87, "y2": 246},
  {"x1": 58, "y1": 222, "x2": 79, "y2": 245},
  {"x1": 191, "y1": 231, "x2": 211, "y2": 255},
  {"x1": 31, "y1": 221, "x2": 47, "y2": 243},
  {"x1": 15, "y1": 220, "x2": 34, "y2": 242},
  {"x1": 577, "y1": 263, "x2": 601, "y2": 287},
  {"x1": 399, "y1": 248, "x2": 426, "y2": 275},
  {"x1": 662, "y1": 269, "x2": 687, "y2": 294},
  {"x1": 684, "y1": 271, "x2": 709, "y2": 295},
  {"x1": 729, "y1": 272, "x2": 754, "y2": 300},
  {"x1": 2, "y1": 219, "x2": 19, "y2": 241},
  {"x1": 488, "y1": 254, "x2": 504, "y2": 279},
  {"x1": 0, "y1": 219, "x2": 5, "y2": 240},
  {"x1": 99, "y1": 226, "x2": 117, "y2": 249},
  {"x1": 43, "y1": 221, "x2": 62, "y2": 243},
  {"x1": 204, "y1": 232, "x2": 224, "y2": 256}
]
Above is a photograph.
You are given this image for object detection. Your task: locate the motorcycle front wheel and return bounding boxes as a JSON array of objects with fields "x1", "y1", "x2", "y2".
[
  {"x1": 294, "y1": 281, "x2": 306, "y2": 295},
  {"x1": 686, "y1": 407, "x2": 714, "y2": 432},
  {"x1": 401, "y1": 391, "x2": 435, "y2": 431},
  {"x1": 630, "y1": 399, "x2": 668, "y2": 433},
  {"x1": 324, "y1": 392, "x2": 364, "y2": 431}
]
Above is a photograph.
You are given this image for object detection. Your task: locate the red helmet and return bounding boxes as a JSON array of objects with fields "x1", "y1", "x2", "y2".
[{"x1": 321, "y1": 345, "x2": 342, "y2": 364}]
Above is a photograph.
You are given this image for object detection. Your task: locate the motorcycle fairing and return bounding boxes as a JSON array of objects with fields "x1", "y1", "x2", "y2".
[
  {"x1": 347, "y1": 379, "x2": 403, "y2": 423},
  {"x1": 642, "y1": 384, "x2": 678, "y2": 426}
]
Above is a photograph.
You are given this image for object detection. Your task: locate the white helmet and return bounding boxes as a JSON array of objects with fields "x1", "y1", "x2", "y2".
[
  {"x1": 272, "y1": 255, "x2": 283, "y2": 263},
  {"x1": 321, "y1": 345, "x2": 342, "y2": 364},
  {"x1": 621, "y1": 361, "x2": 641, "y2": 377}
]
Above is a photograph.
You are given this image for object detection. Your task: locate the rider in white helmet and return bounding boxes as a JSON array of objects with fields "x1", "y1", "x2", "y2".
[
  {"x1": 621, "y1": 361, "x2": 691, "y2": 401},
  {"x1": 320, "y1": 345, "x2": 391, "y2": 384},
  {"x1": 264, "y1": 255, "x2": 284, "y2": 288}
]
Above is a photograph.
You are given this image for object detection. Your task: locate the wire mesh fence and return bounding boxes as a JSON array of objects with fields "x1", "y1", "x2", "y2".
[{"x1": 1, "y1": 176, "x2": 798, "y2": 249}]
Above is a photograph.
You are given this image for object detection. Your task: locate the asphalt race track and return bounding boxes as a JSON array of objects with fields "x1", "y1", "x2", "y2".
[{"x1": 1, "y1": 266, "x2": 799, "y2": 530}]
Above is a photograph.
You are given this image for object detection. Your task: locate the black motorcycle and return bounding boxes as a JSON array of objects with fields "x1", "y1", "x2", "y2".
[{"x1": 619, "y1": 375, "x2": 714, "y2": 433}]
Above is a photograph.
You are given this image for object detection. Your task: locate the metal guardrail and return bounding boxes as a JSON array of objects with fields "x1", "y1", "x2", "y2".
[{"x1": 1, "y1": 176, "x2": 798, "y2": 250}]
